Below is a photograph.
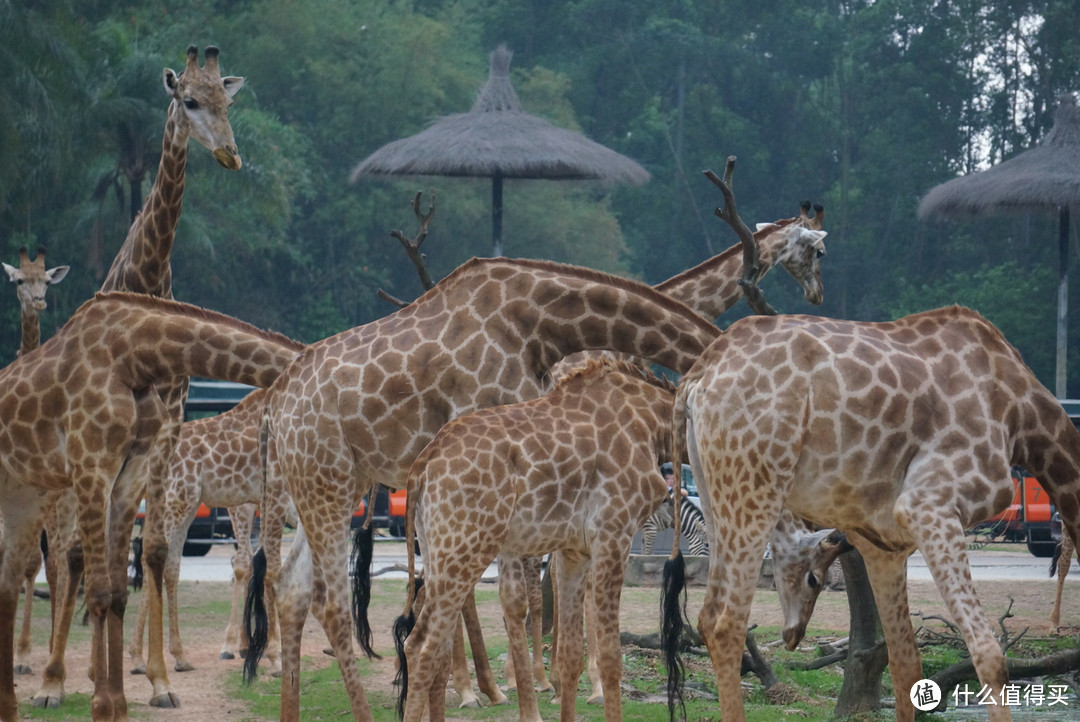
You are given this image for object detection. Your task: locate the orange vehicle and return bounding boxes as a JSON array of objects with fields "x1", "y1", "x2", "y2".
[{"x1": 972, "y1": 468, "x2": 1055, "y2": 557}]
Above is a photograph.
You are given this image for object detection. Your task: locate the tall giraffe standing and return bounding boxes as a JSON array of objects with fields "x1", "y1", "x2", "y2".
[
  {"x1": 0, "y1": 292, "x2": 303, "y2": 722},
  {"x1": 3, "y1": 247, "x2": 69, "y2": 676},
  {"x1": 243, "y1": 257, "x2": 721, "y2": 722},
  {"x1": 60, "y1": 44, "x2": 246, "y2": 713},
  {"x1": 394, "y1": 359, "x2": 849, "y2": 722},
  {"x1": 662, "y1": 306, "x2": 1080, "y2": 722}
]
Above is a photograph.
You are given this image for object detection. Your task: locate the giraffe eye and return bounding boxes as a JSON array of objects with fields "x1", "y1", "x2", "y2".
[
  {"x1": 807, "y1": 572, "x2": 819, "y2": 589},
  {"x1": 183, "y1": 98, "x2": 199, "y2": 110},
  {"x1": 15, "y1": 279, "x2": 23, "y2": 285}
]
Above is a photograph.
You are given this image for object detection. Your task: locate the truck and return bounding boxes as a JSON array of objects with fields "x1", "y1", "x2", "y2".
[{"x1": 970, "y1": 468, "x2": 1056, "y2": 557}]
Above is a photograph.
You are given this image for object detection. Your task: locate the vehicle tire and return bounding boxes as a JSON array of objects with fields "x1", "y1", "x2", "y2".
[
  {"x1": 182, "y1": 541, "x2": 213, "y2": 557},
  {"x1": 1026, "y1": 539, "x2": 1057, "y2": 557}
]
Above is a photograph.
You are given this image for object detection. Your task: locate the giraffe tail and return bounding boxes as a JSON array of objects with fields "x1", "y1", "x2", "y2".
[
  {"x1": 660, "y1": 379, "x2": 692, "y2": 722},
  {"x1": 1050, "y1": 541, "x2": 1063, "y2": 577},
  {"x1": 242, "y1": 547, "x2": 269, "y2": 685},
  {"x1": 350, "y1": 522, "x2": 379, "y2": 659},
  {"x1": 393, "y1": 576, "x2": 422, "y2": 720},
  {"x1": 129, "y1": 535, "x2": 144, "y2": 591}
]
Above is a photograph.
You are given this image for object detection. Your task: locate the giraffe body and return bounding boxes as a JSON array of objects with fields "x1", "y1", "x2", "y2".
[
  {"x1": 667, "y1": 306, "x2": 1080, "y2": 722},
  {"x1": 249, "y1": 257, "x2": 720, "y2": 722},
  {"x1": 0, "y1": 292, "x2": 302, "y2": 722},
  {"x1": 86, "y1": 44, "x2": 245, "y2": 713},
  {"x1": 3, "y1": 247, "x2": 69, "y2": 678},
  {"x1": 399, "y1": 360, "x2": 673, "y2": 722}
]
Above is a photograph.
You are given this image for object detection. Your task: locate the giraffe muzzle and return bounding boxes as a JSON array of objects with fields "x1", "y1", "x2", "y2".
[{"x1": 213, "y1": 147, "x2": 242, "y2": 170}]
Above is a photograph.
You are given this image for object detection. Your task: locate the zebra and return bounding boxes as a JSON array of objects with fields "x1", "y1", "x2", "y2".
[{"x1": 641, "y1": 494, "x2": 709, "y2": 556}]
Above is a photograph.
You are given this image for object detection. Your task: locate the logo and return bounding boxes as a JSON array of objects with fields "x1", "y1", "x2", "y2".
[{"x1": 911, "y1": 679, "x2": 942, "y2": 712}]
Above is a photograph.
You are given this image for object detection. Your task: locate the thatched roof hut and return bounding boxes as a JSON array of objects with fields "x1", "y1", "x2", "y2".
[{"x1": 350, "y1": 45, "x2": 649, "y2": 255}]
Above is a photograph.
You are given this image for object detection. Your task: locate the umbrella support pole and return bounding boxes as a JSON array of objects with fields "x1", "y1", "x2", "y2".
[{"x1": 1056, "y1": 206, "x2": 1070, "y2": 399}]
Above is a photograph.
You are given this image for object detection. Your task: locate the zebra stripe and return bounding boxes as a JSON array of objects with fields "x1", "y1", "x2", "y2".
[{"x1": 641, "y1": 496, "x2": 709, "y2": 556}]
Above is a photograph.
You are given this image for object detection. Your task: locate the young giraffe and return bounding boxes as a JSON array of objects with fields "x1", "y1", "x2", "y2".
[
  {"x1": 395, "y1": 359, "x2": 849, "y2": 722},
  {"x1": 0, "y1": 291, "x2": 303, "y2": 722},
  {"x1": 3, "y1": 247, "x2": 69, "y2": 676},
  {"x1": 76, "y1": 43, "x2": 246, "y2": 714},
  {"x1": 662, "y1": 306, "x2": 1080, "y2": 722},
  {"x1": 128, "y1": 388, "x2": 290, "y2": 673},
  {"x1": 244, "y1": 257, "x2": 722, "y2": 722},
  {"x1": 1049, "y1": 534, "x2": 1075, "y2": 628}
]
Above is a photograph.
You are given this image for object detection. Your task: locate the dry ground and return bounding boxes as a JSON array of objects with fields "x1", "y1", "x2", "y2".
[{"x1": 12, "y1": 544, "x2": 1080, "y2": 721}]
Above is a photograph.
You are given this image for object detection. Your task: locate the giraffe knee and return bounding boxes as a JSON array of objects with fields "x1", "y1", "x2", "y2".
[{"x1": 144, "y1": 541, "x2": 169, "y2": 572}]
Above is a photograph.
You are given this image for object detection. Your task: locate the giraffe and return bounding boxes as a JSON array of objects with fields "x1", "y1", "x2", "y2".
[
  {"x1": 0, "y1": 291, "x2": 303, "y2": 722},
  {"x1": 242, "y1": 256, "x2": 722, "y2": 722},
  {"x1": 128, "y1": 388, "x2": 290, "y2": 673},
  {"x1": 75, "y1": 43, "x2": 246, "y2": 713},
  {"x1": 3, "y1": 246, "x2": 69, "y2": 676},
  {"x1": 1049, "y1": 533, "x2": 1075, "y2": 628},
  {"x1": 661, "y1": 306, "x2": 1080, "y2": 722}
]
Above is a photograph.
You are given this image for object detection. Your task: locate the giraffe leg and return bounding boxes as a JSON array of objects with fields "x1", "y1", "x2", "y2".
[
  {"x1": 300, "y1": 521, "x2": 375, "y2": 722},
  {"x1": 547, "y1": 554, "x2": 561, "y2": 697},
  {"x1": 524, "y1": 555, "x2": 552, "y2": 692},
  {"x1": 461, "y1": 591, "x2": 507, "y2": 705},
  {"x1": 900, "y1": 500, "x2": 1011, "y2": 721},
  {"x1": 497, "y1": 554, "x2": 542, "y2": 722},
  {"x1": 128, "y1": 580, "x2": 149, "y2": 674},
  {"x1": 222, "y1": 504, "x2": 256, "y2": 660},
  {"x1": 854, "y1": 538, "x2": 921, "y2": 722},
  {"x1": 552, "y1": 550, "x2": 588, "y2": 722},
  {"x1": 449, "y1": 617, "x2": 480, "y2": 707},
  {"x1": 583, "y1": 573, "x2": 602, "y2": 704},
  {"x1": 1050, "y1": 533, "x2": 1074, "y2": 628},
  {"x1": 32, "y1": 534, "x2": 82, "y2": 709},
  {"x1": 275, "y1": 528, "x2": 312, "y2": 722},
  {"x1": 589, "y1": 546, "x2": 631, "y2": 722},
  {"x1": 15, "y1": 550, "x2": 41, "y2": 675},
  {"x1": 0, "y1": 493, "x2": 48, "y2": 721},
  {"x1": 163, "y1": 510, "x2": 194, "y2": 672},
  {"x1": 105, "y1": 485, "x2": 147, "y2": 722}
]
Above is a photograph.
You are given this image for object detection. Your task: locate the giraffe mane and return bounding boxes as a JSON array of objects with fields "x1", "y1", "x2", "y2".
[
  {"x1": 429, "y1": 257, "x2": 719, "y2": 337},
  {"x1": 66, "y1": 292, "x2": 306, "y2": 353},
  {"x1": 553, "y1": 356, "x2": 677, "y2": 395},
  {"x1": 654, "y1": 217, "x2": 800, "y2": 294}
]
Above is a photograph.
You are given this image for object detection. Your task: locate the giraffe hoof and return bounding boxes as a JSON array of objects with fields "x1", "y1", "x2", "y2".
[
  {"x1": 537, "y1": 682, "x2": 554, "y2": 693},
  {"x1": 30, "y1": 694, "x2": 63, "y2": 709},
  {"x1": 174, "y1": 661, "x2": 195, "y2": 672},
  {"x1": 457, "y1": 697, "x2": 481, "y2": 709},
  {"x1": 14, "y1": 664, "x2": 32, "y2": 675},
  {"x1": 150, "y1": 692, "x2": 180, "y2": 709},
  {"x1": 587, "y1": 693, "x2": 604, "y2": 705},
  {"x1": 219, "y1": 651, "x2": 235, "y2": 660},
  {"x1": 129, "y1": 665, "x2": 146, "y2": 675}
]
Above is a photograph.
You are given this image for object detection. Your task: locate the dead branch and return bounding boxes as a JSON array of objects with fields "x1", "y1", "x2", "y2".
[
  {"x1": 377, "y1": 190, "x2": 438, "y2": 306},
  {"x1": 929, "y1": 647, "x2": 1080, "y2": 704},
  {"x1": 703, "y1": 158, "x2": 776, "y2": 315},
  {"x1": 743, "y1": 625, "x2": 779, "y2": 689}
]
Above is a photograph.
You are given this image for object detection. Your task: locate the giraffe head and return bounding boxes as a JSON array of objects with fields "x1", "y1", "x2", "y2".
[
  {"x1": 3, "y1": 247, "x2": 69, "y2": 312},
  {"x1": 769, "y1": 513, "x2": 851, "y2": 650},
  {"x1": 756, "y1": 203, "x2": 827, "y2": 306},
  {"x1": 162, "y1": 45, "x2": 245, "y2": 170}
]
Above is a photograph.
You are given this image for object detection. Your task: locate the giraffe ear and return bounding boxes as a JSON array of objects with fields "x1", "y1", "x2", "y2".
[
  {"x1": 2, "y1": 263, "x2": 16, "y2": 282},
  {"x1": 163, "y1": 68, "x2": 181, "y2": 96},
  {"x1": 222, "y1": 76, "x2": 245, "y2": 98},
  {"x1": 46, "y1": 266, "x2": 70, "y2": 285}
]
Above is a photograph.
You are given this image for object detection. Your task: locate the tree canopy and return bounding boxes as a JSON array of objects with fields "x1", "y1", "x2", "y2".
[{"x1": 2, "y1": 0, "x2": 1079, "y2": 393}]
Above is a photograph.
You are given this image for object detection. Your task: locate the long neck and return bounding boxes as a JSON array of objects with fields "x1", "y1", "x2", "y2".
[
  {"x1": 20, "y1": 308, "x2": 40, "y2": 355},
  {"x1": 78, "y1": 295, "x2": 303, "y2": 390},
  {"x1": 101, "y1": 102, "x2": 188, "y2": 296},
  {"x1": 481, "y1": 261, "x2": 720, "y2": 376},
  {"x1": 654, "y1": 225, "x2": 790, "y2": 321}
]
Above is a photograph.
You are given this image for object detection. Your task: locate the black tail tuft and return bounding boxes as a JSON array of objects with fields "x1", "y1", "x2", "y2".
[
  {"x1": 351, "y1": 524, "x2": 380, "y2": 659},
  {"x1": 660, "y1": 551, "x2": 688, "y2": 722},
  {"x1": 393, "y1": 577, "x2": 423, "y2": 720},
  {"x1": 242, "y1": 547, "x2": 269, "y2": 685},
  {"x1": 1050, "y1": 541, "x2": 1063, "y2": 577},
  {"x1": 129, "y1": 536, "x2": 144, "y2": 591}
]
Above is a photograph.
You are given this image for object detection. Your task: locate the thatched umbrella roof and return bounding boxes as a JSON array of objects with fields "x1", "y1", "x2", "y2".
[
  {"x1": 350, "y1": 45, "x2": 649, "y2": 256},
  {"x1": 918, "y1": 92, "x2": 1080, "y2": 397}
]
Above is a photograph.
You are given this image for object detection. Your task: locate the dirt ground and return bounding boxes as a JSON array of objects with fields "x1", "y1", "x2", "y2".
[{"x1": 13, "y1": 545, "x2": 1080, "y2": 721}]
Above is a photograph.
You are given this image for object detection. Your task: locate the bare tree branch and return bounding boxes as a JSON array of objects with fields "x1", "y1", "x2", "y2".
[
  {"x1": 703, "y1": 158, "x2": 776, "y2": 315},
  {"x1": 377, "y1": 190, "x2": 438, "y2": 305}
]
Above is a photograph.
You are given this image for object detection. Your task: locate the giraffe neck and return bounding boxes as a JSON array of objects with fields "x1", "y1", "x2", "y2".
[
  {"x1": 19, "y1": 308, "x2": 40, "y2": 355},
  {"x1": 101, "y1": 101, "x2": 189, "y2": 296},
  {"x1": 440, "y1": 258, "x2": 720, "y2": 376},
  {"x1": 654, "y1": 221, "x2": 794, "y2": 320},
  {"x1": 68, "y1": 293, "x2": 303, "y2": 389}
]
